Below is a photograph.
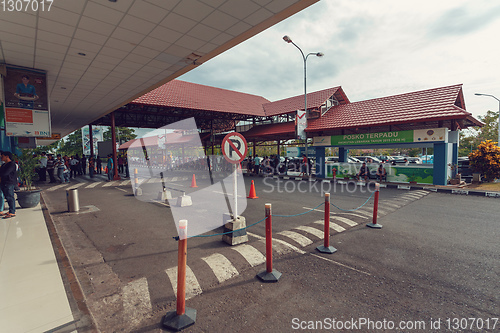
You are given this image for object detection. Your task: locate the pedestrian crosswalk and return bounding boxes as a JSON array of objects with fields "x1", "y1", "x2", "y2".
[{"x1": 89, "y1": 188, "x2": 430, "y2": 329}]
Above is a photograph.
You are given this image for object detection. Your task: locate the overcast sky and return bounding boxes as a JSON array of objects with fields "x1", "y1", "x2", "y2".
[{"x1": 180, "y1": 0, "x2": 500, "y2": 121}]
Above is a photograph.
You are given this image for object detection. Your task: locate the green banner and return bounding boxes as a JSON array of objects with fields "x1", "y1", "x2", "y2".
[{"x1": 330, "y1": 130, "x2": 414, "y2": 146}]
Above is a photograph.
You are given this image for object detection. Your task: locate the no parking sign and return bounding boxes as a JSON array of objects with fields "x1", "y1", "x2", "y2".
[{"x1": 222, "y1": 132, "x2": 248, "y2": 164}]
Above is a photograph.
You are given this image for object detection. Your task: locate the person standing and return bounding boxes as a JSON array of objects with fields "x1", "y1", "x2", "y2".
[
  {"x1": 38, "y1": 152, "x2": 48, "y2": 182},
  {"x1": 81, "y1": 155, "x2": 87, "y2": 175},
  {"x1": 117, "y1": 155, "x2": 124, "y2": 174},
  {"x1": 70, "y1": 155, "x2": 79, "y2": 179},
  {"x1": 0, "y1": 151, "x2": 18, "y2": 218},
  {"x1": 96, "y1": 156, "x2": 102, "y2": 174},
  {"x1": 55, "y1": 154, "x2": 65, "y2": 183},
  {"x1": 47, "y1": 154, "x2": 56, "y2": 183},
  {"x1": 253, "y1": 155, "x2": 260, "y2": 175},
  {"x1": 88, "y1": 156, "x2": 95, "y2": 178},
  {"x1": 107, "y1": 154, "x2": 114, "y2": 181}
]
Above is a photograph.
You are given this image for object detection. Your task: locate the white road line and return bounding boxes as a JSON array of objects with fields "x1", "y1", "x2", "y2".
[
  {"x1": 66, "y1": 182, "x2": 85, "y2": 190},
  {"x1": 46, "y1": 184, "x2": 70, "y2": 191},
  {"x1": 294, "y1": 226, "x2": 324, "y2": 239},
  {"x1": 381, "y1": 201, "x2": 400, "y2": 208},
  {"x1": 201, "y1": 253, "x2": 239, "y2": 283},
  {"x1": 102, "y1": 181, "x2": 120, "y2": 187},
  {"x1": 231, "y1": 244, "x2": 266, "y2": 267},
  {"x1": 115, "y1": 187, "x2": 129, "y2": 193},
  {"x1": 85, "y1": 182, "x2": 101, "y2": 188},
  {"x1": 314, "y1": 221, "x2": 345, "y2": 233},
  {"x1": 310, "y1": 253, "x2": 371, "y2": 276},
  {"x1": 122, "y1": 277, "x2": 152, "y2": 327},
  {"x1": 355, "y1": 209, "x2": 373, "y2": 218},
  {"x1": 333, "y1": 216, "x2": 358, "y2": 227},
  {"x1": 338, "y1": 212, "x2": 368, "y2": 220},
  {"x1": 212, "y1": 191, "x2": 243, "y2": 198},
  {"x1": 120, "y1": 180, "x2": 131, "y2": 186},
  {"x1": 247, "y1": 232, "x2": 306, "y2": 255},
  {"x1": 277, "y1": 230, "x2": 313, "y2": 247},
  {"x1": 165, "y1": 265, "x2": 202, "y2": 300}
]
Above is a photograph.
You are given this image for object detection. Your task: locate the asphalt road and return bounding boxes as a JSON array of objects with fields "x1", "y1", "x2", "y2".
[{"x1": 41, "y1": 173, "x2": 499, "y2": 332}]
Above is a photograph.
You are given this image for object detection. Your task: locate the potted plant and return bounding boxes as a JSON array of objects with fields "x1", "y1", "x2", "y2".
[
  {"x1": 15, "y1": 149, "x2": 42, "y2": 208},
  {"x1": 408, "y1": 173, "x2": 418, "y2": 185}
]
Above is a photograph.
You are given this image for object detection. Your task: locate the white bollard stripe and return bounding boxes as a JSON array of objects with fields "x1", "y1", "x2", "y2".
[
  {"x1": 122, "y1": 277, "x2": 152, "y2": 326},
  {"x1": 201, "y1": 253, "x2": 239, "y2": 283},
  {"x1": 165, "y1": 265, "x2": 202, "y2": 300},
  {"x1": 277, "y1": 230, "x2": 313, "y2": 247},
  {"x1": 231, "y1": 244, "x2": 266, "y2": 267},
  {"x1": 294, "y1": 226, "x2": 324, "y2": 239}
]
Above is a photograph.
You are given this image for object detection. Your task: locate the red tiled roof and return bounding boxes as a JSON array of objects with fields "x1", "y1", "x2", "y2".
[
  {"x1": 132, "y1": 80, "x2": 269, "y2": 116},
  {"x1": 243, "y1": 121, "x2": 296, "y2": 139},
  {"x1": 263, "y1": 86, "x2": 343, "y2": 116},
  {"x1": 306, "y1": 84, "x2": 479, "y2": 132}
]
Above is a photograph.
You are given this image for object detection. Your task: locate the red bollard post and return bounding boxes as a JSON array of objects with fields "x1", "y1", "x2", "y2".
[
  {"x1": 257, "y1": 203, "x2": 282, "y2": 282},
  {"x1": 316, "y1": 193, "x2": 337, "y2": 254},
  {"x1": 367, "y1": 183, "x2": 383, "y2": 229},
  {"x1": 162, "y1": 220, "x2": 197, "y2": 330}
]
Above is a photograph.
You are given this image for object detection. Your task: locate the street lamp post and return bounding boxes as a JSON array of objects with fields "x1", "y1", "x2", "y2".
[
  {"x1": 475, "y1": 93, "x2": 500, "y2": 146},
  {"x1": 283, "y1": 35, "x2": 323, "y2": 175}
]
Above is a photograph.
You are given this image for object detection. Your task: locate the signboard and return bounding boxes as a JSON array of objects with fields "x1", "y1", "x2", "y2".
[
  {"x1": 286, "y1": 146, "x2": 316, "y2": 157},
  {"x1": 313, "y1": 128, "x2": 447, "y2": 147},
  {"x1": 222, "y1": 132, "x2": 248, "y2": 164},
  {"x1": 296, "y1": 110, "x2": 307, "y2": 140},
  {"x1": 3, "y1": 66, "x2": 51, "y2": 137},
  {"x1": 82, "y1": 127, "x2": 104, "y2": 156}
]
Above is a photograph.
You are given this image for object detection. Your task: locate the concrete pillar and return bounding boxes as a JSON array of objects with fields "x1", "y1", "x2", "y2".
[
  {"x1": 433, "y1": 142, "x2": 447, "y2": 185},
  {"x1": 315, "y1": 146, "x2": 326, "y2": 178},
  {"x1": 339, "y1": 147, "x2": 348, "y2": 163}
]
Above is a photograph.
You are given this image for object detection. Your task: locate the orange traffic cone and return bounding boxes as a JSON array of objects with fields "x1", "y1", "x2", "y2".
[
  {"x1": 247, "y1": 180, "x2": 259, "y2": 199},
  {"x1": 190, "y1": 174, "x2": 198, "y2": 188}
]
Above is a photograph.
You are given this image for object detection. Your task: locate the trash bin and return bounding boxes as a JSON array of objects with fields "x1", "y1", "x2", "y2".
[{"x1": 67, "y1": 188, "x2": 80, "y2": 212}]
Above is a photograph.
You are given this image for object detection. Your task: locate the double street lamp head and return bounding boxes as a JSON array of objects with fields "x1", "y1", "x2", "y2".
[{"x1": 283, "y1": 35, "x2": 324, "y2": 57}]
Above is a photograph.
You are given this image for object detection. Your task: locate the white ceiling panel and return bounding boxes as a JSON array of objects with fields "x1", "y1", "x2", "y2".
[
  {"x1": 160, "y1": 12, "x2": 198, "y2": 33},
  {"x1": 219, "y1": 0, "x2": 261, "y2": 20},
  {"x1": 37, "y1": 18, "x2": 77, "y2": 37},
  {"x1": 36, "y1": 30, "x2": 73, "y2": 47},
  {"x1": 149, "y1": 25, "x2": 183, "y2": 43},
  {"x1": 53, "y1": 0, "x2": 86, "y2": 14},
  {"x1": 173, "y1": 0, "x2": 214, "y2": 22},
  {"x1": 244, "y1": 7, "x2": 274, "y2": 26},
  {"x1": 119, "y1": 15, "x2": 156, "y2": 35},
  {"x1": 130, "y1": 46, "x2": 161, "y2": 60},
  {"x1": 187, "y1": 24, "x2": 220, "y2": 41},
  {"x1": 144, "y1": 0, "x2": 181, "y2": 11},
  {"x1": 77, "y1": 16, "x2": 116, "y2": 36},
  {"x1": 128, "y1": 1, "x2": 169, "y2": 24},
  {"x1": 39, "y1": 7, "x2": 80, "y2": 27},
  {"x1": 0, "y1": 33, "x2": 34, "y2": 48},
  {"x1": 0, "y1": 20, "x2": 36, "y2": 38},
  {"x1": 92, "y1": 0, "x2": 135, "y2": 12},
  {"x1": 111, "y1": 27, "x2": 146, "y2": 45},
  {"x1": 0, "y1": 11, "x2": 37, "y2": 27},
  {"x1": 139, "y1": 36, "x2": 172, "y2": 52},
  {"x1": 202, "y1": 10, "x2": 239, "y2": 31},
  {"x1": 225, "y1": 21, "x2": 252, "y2": 37},
  {"x1": 104, "y1": 38, "x2": 136, "y2": 53},
  {"x1": 83, "y1": 2, "x2": 125, "y2": 25},
  {"x1": 73, "y1": 30, "x2": 109, "y2": 46},
  {"x1": 266, "y1": 0, "x2": 298, "y2": 13}
]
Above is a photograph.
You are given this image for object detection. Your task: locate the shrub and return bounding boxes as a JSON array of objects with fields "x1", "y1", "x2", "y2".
[{"x1": 468, "y1": 140, "x2": 500, "y2": 182}]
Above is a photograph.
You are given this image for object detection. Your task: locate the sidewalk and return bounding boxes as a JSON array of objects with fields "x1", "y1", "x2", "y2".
[{"x1": 0, "y1": 202, "x2": 78, "y2": 333}]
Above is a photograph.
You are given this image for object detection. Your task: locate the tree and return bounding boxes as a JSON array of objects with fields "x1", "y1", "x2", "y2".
[
  {"x1": 103, "y1": 127, "x2": 137, "y2": 144},
  {"x1": 57, "y1": 130, "x2": 83, "y2": 157},
  {"x1": 477, "y1": 110, "x2": 499, "y2": 143},
  {"x1": 468, "y1": 140, "x2": 500, "y2": 182}
]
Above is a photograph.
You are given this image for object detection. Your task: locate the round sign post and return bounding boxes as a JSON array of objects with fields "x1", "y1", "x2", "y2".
[{"x1": 222, "y1": 132, "x2": 248, "y2": 219}]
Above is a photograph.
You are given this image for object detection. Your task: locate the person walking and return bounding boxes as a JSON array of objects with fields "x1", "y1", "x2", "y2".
[
  {"x1": 81, "y1": 155, "x2": 87, "y2": 175},
  {"x1": 0, "y1": 151, "x2": 18, "y2": 218},
  {"x1": 55, "y1": 154, "x2": 65, "y2": 183}
]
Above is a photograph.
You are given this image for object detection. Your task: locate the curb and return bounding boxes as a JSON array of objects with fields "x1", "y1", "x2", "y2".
[{"x1": 243, "y1": 173, "x2": 500, "y2": 198}]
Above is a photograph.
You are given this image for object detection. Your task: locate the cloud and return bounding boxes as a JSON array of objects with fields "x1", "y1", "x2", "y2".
[{"x1": 428, "y1": 3, "x2": 500, "y2": 38}]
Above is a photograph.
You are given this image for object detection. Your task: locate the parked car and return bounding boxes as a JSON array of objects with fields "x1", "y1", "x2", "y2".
[
  {"x1": 354, "y1": 156, "x2": 382, "y2": 164},
  {"x1": 326, "y1": 156, "x2": 361, "y2": 163},
  {"x1": 407, "y1": 157, "x2": 422, "y2": 164}
]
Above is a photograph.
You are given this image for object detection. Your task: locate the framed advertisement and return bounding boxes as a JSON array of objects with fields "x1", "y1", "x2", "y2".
[{"x1": 3, "y1": 65, "x2": 51, "y2": 137}]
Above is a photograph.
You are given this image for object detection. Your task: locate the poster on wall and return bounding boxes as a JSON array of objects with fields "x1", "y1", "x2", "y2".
[
  {"x1": 81, "y1": 126, "x2": 104, "y2": 156},
  {"x1": 3, "y1": 66, "x2": 50, "y2": 137}
]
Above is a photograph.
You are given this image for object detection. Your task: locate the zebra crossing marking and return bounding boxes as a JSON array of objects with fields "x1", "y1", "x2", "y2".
[
  {"x1": 66, "y1": 182, "x2": 85, "y2": 190},
  {"x1": 277, "y1": 230, "x2": 313, "y2": 247},
  {"x1": 333, "y1": 216, "x2": 358, "y2": 227},
  {"x1": 165, "y1": 265, "x2": 202, "y2": 300},
  {"x1": 231, "y1": 244, "x2": 266, "y2": 267},
  {"x1": 85, "y1": 182, "x2": 102, "y2": 188},
  {"x1": 102, "y1": 181, "x2": 120, "y2": 187},
  {"x1": 314, "y1": 221, "x2": 345, "y2": 233},
  {"x1": 122, "y1": 277, "x2": 152, "y2": 327},
  {"x1": 201, "y1": 253, "x2": 239, "y2": 283},
  {"x1": 294, "y1": 225, "x2": 324, "y2": 239}
]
